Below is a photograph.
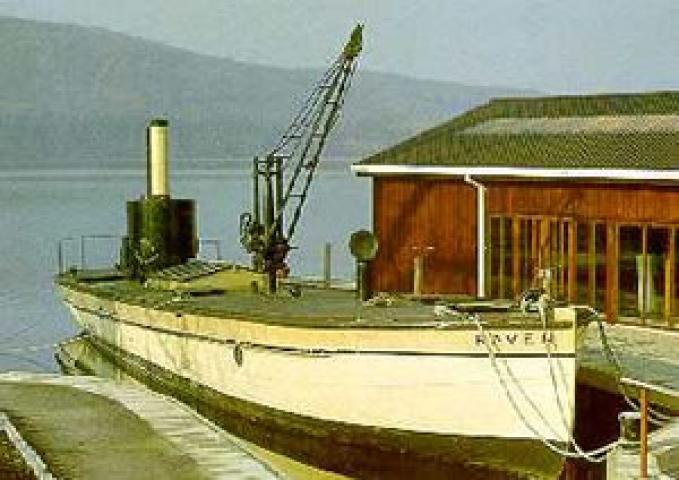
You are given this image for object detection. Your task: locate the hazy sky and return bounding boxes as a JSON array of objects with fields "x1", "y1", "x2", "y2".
[{"x1": 0, "y1": 0, "x2": 677, "y2": 94}]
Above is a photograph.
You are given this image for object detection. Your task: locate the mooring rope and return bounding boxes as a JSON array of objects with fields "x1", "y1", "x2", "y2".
[{"x1": 471, "y1": 313, "x2": 619, "y2": 462}]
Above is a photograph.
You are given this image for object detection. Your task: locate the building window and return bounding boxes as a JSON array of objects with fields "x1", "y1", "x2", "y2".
[{"x1": 619, "y1": 225, "x2": 643, "y2": 317}]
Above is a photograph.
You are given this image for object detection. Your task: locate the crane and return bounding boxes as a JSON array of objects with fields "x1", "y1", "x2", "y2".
[{"x1": 239, "y1": 24, "x2": 363, "y2": 293}]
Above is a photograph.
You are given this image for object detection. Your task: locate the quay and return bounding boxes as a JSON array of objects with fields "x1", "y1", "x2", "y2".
[
  {"x1": 577, "y1": 325, "x2": 679, "y2": 479},
  {"x1": 0, "y1": 372, "x2": 284, "y2": 479},
  {"x1": 580, "y1": 323, "x2": 679, "y2": 411}
]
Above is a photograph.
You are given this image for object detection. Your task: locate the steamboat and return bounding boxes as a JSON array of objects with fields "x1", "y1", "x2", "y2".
[{"x1": 56, "y1": 26, "x2": 591, "y2": 479}]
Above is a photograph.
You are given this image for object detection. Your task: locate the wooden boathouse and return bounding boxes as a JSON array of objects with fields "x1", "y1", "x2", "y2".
[{"x1": 352, "y1": 91, "x2": 679, "y2": 326}]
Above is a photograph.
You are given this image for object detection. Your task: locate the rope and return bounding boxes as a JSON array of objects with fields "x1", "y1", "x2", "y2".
[
  {"x1": 471, "y1": 313, "x2": 619, "y2": 461},
  {"x1": 540, "y1": 311, "x2": 612, "y2": 462}
]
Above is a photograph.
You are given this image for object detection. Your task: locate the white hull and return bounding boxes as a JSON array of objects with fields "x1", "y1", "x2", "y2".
[{"x1": 61, "y1": 287, "x2": 578, "y2": 445}]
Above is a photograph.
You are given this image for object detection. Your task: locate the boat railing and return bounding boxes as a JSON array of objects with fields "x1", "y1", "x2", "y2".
[
  {"x1": 57, "y1": 234, "x2": 121, "y2": 274},
  {"x1": 57, "y1": 235, "x2": 227, "y2": 274},
  {"x1": 197, "y1": 238, "x2": 223, "y2": 262}
]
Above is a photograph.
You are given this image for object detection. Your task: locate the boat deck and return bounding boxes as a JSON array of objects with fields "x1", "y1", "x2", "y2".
[{"x1": 57, "y1": 272, "x2": 576, "y2": 330}]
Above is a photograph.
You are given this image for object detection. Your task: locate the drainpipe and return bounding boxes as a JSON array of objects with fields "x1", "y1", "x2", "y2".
[{"x1": 464, "y1": 175, "x2": 487, "y2": 298}]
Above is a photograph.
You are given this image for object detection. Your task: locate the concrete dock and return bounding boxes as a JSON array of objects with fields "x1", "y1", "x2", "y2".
[
  {"x1": 606, "y1": 419, "x2": 679, "y2": 479},
  {"x1": 580, "y1": 323, "x2": 679, "y2": 412},
  {"x1": 0, "y1": 372, "x2": 283, "y2": 479}
]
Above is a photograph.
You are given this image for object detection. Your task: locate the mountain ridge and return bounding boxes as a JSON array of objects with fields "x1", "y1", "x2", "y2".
[{"x1": 0, "y1": 15, "x2": 537, "y2": 168}]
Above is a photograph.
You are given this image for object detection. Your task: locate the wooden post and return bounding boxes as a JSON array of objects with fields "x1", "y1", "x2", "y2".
[
  {"x1": 559, "y1": 220, "x2": 566, "y2": 298},
  {"x1": 640, "y1": 387, "x2": 649, "y2": 480},
  {"x1": 666, "y1": 228, "x2": 675, "y2": 327},
  {"x1": 568, "y1": 221, "x2": 577, "y2": 302},
  {"x1": 588, "y1": 223, "x2": 596, "y2": 307},
  {"x1": 80, "y1": 235, "x2": 86, "y2": 270},
  {"x1": 531, "y1": 219, "x2": 539, "y2": 283},
  {"x1": 498, "y1": 220, "x2": 506, "y2": 298},
  {"x1": 413, "y1": 255, "x2": 424, "y2": 296},
  {"x1": 323, "y1": 242, "x2": 332, "y2": 288},
  {"x1": 512, "y1": 217, "x2": 521, "y2": 298},
  {"x1": 606, "y1": 223, "x2": 618, "y2": 324},
  {"x1": 540, "y1": 218, "x2": 550, "y2": 271},
  {"x1": 642, "y1": 226, "x2": 648, "y2": 325}
]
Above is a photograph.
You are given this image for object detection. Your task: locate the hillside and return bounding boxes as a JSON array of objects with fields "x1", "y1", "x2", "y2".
[{"x1": 0, "y1": 16, "x2": 535, "y2": 168}]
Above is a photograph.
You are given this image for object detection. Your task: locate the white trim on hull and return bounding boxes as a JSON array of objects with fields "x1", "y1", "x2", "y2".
[{"x1": 63, "y1": 291, "x2": 578, "y2": 445}]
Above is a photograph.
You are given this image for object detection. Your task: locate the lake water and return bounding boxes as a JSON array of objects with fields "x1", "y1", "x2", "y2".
[{"x1": 0, "y1": 164, "x2": 370, "y2": 372}]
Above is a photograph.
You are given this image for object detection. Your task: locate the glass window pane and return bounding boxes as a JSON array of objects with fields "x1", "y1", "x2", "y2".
[{"x1": 647, "y1": 227, "x2": 669, "y2": 320}]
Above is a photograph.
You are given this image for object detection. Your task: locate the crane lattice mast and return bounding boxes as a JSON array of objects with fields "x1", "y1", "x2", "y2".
[{"x1": 239, "y1": 25, "x2": 363, "y2": 292}]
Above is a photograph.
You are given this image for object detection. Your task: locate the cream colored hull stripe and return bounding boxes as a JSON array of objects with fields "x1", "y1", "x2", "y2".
[
  {"x1": 59, "y1": 287, "x2": 577, "y2": 356},
  {"x1": 67, "y1": 302, "x2": 575, "y2": 359}
]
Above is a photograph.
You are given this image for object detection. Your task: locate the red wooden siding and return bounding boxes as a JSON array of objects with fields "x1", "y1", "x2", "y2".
[
  {"x1": 487, "y1": 181, "x2": 679, "y2": 223},
  {"x1": 371, "y1": 178, "x2": 679, "y2": 298},
  {"x1": 370, "y1": 177, "x2": 476, "y2": 295}
]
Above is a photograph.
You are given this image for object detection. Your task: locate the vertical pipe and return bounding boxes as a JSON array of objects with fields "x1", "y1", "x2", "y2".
[
  {"x1": 274, "y1": 155, "x2": 284, "y2": 238},
  {"x1": 264, "y1": 159, "x2": 274, "y2": 239},
  {"x1": 640, "y1": 387, "x2": 649, "y2": 480},
  {"x1": 464, "y1": 175, "x2": 486, "y2": 298},
  {"x1": 323, "y1": 242, "x2": 332, "y2": 288},
  {"x1": 147, "y1": 119, "x2": 169, "y2": 197}
]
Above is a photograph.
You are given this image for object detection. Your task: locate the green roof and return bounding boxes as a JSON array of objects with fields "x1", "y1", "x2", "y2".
[{"x1": 357, "y1": 91, "x2": 679, "y2": 170}]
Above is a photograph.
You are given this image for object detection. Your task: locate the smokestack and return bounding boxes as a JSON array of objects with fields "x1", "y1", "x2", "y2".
[{"x1": 147, "y1": 118, "x2": 169, "y2": 197}]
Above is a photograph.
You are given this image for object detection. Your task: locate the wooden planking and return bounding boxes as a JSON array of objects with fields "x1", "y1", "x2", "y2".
[
  {"x1": 488, "y1": 181, "x2": 679, "y2": 223},
  {"x1": 371, "y1": 178, "x2": 679, "y2": 299},
  {"x1": 371, "y1": 177, "x2": 476, "y2": 294}
]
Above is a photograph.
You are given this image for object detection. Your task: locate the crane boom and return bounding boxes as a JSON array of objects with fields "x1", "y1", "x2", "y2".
[{"x1": 239, "y1": 25, "x2": 363, "y2": 292}]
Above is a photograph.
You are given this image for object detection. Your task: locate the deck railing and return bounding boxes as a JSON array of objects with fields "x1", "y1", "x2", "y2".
[{"x1": 57, "y1": 235, "x2": 226, "y2": 273}]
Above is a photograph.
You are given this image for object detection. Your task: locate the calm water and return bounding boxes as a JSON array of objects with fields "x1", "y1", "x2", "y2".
[{"x1": 0, "y1": 164, "x2": 370, "y2": 372}]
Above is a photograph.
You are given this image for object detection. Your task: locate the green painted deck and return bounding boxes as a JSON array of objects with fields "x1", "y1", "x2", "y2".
[{"x1": 57, "y1": 272, "x2": 574, "y2": 329}]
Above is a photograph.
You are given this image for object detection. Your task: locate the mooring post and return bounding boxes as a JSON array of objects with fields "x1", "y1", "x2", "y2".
[
  {"x1": 57, "y1": 240, "x2": 63, "y2": 274},
  {"x1": 80, "y1": 235, "x2": 86, "y2": 270},
  {"x1": 640, "y1": 387, "x2": 649, "y2": 480},
  {"x1": 323, "y1": 242, "x2": 331, "y2": 288},
  {"x1": 413, "y1": 255, "x2": 424, "y2": 296}
]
